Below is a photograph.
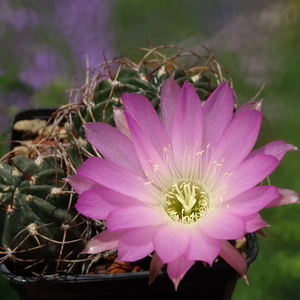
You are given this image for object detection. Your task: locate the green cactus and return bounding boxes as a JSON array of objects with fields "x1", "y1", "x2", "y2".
[
  {"x1": 73, "y1": 67, "x2": 217, "y2": 140},
  {"x1": 0, "y1": 155, "x2": 86, "y2": 273},
  {"x1": 67, "y1": 48, "x2": 222, "y2": 170},
  {"x1": 0, "y1": 46, "x2": 232, "y2": 276}
]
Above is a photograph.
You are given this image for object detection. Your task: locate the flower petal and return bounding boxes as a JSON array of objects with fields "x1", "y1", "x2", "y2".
[
  {"x1": 113, "y1": 106, "x2": 131, "y2": 138},
  {"x1": 199, "y1": 213, "x2": 245, "y2": 240},
  {"x1": 107, "y1": 206, "x2": 166, "y2": 231},
  {"x1": 160, "y1": 77, "x2": 181, "y2": 137},
  {"x1": 219, "y1": 240, "x2": 248, "y2": 283},
  {"x1": 171, "y1": 81, "x2": 203, "y2": 168},
  {"x1": 212, "y1": 110, "x2": 262, "y2": 171},
  {"x1": 81, "y1": 230, "x2": 124, "y2": 254},
  {"x1": 202, "y1": 82, "x2": 234, "y2": 149},
  {"x1": 184, "y1": 229, "x2": 221, "y2": 265},
  {"x1": 125, "y1": 113, "x2": 168, "y2": 179},
  {"x1": 67, "y1": 174, "x2": 103, "y2": 194},
  {"x1": 117, "y1": 225, "x2": 162, "y2": 261},
  {"x1": 167, "y1": 256, "x2": 195, "y2": 290},
  {"x1": 76, "y1": 157, "x2": 154, "y2": 203},
  {"x1": 84, "y1": 122, "x2": 144, "y2": 176},
  {"x1": 247, "y1": 140, "x2": 297, "y2": 161},
  {"x1": 266, "y1": 188, "x2": 300, "y2": 207},
  {"x1": 243, "y1": 213, "x2": 269, "y2": 232},
  {"x1": 235, "y1": 99, "x2": 263, "y2": 115},
  {"x1": 122, "y1": 92, "x2": 170, "y2": 153},
  {"x1": 153, "y1": 224, "x2": 191, "y2": 263},
  {"x1": 223, "y1": 185, "x2": 279, "y2": 216},
  {"x1": 75, "y1": 188, "x2": 145, "y2": 220},
  {"x1": 224, "y1": 154, "x2": 279, "y2": 200}
]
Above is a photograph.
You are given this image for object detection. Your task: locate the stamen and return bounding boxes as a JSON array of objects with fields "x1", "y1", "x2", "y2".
[
  {"x1": 140, "y1": 143, "x2": 232, "y2": 222},
  {"x1": 164, "y1": 182, "x2": 208, "y2": 223}
]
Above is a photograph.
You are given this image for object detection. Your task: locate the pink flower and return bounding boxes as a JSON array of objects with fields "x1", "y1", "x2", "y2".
[{"x1": 68, "y1": 78, "x2": 299, "y2": 289}]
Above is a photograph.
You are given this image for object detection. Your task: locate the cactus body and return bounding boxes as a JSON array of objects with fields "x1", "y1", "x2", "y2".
[
  {"x1": 0, "y1": 155, "x2": 84, "y2": 272},
  {"x1": 0, "y1": 46, "x2": 231, "y2": 276},
  {"x1": 70, "y1": 62, "x2": 218, "y2": 168},
  {"x1": 77, "y1": 67, "x2": 217, "y2": 138}
]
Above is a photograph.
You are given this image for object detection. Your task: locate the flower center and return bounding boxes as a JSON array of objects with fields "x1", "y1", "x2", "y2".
[{"x1": 164, "y1": 182, "x2": 208, "y2": 223}]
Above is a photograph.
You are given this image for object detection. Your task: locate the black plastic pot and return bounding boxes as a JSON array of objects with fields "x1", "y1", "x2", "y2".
[
  {"x1": 1, "y1": 233, "x2": 258, "y2": 300},
  {"x1": 1, "y1": 109, "x2": 259, "y2": 300},
  {"x1": 6, "y1": 107, "x2": 58, "y2": 153}
]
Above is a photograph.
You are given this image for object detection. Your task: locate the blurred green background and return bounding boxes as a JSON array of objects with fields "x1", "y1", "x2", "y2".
[{"x1": 1, "y1": 0, "x2": 300, "y2": 299}]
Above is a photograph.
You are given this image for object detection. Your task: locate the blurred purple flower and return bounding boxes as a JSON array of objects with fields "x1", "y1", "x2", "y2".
[
  {"x1": 0, "y1": 0, "x2": 115, "y2": 133},
  {"x1": 55, "y1": 0, "x2": 115, "y2": 71},
  {"x1": 1, "y1": 0, "x2": 115, "y2": 90},
  {"x1": 0, "y1": 1, "x2": 39, "y2": 32},
  {"x1": 19, "y1": 51, "x2": 64, "y2": 90}
]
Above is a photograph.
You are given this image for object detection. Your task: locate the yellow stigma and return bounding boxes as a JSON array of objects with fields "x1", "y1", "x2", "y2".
[{"x1": 164, "y1": 182, "x2": 208, "y2": 223}]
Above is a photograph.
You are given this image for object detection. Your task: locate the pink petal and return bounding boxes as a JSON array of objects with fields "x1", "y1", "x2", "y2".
[
  {"x1": 235, "y1": 99, "x2": 263, "y2": 115},
  {"x1": 75, "y1": 188, "x2": 145, "y2": 220},
  {"x1": 117, "y1": 225, "x2": 162, "y2": 261},
  {"x1": 107, "y1": 206, "x2": 166, "y2": 231},
  {"x1": 171, "y1": 81, "x2": 203, "y2": 169},
  {"x1": 81, "y1": 230, "x2": 124, "y2": 254},
  {"x1": 184, "y1": 229, "x2": 221, "y2": 265},
  {"x1": 247, "y1": 140, "x2": 297, "y2": 161},
  {"x1": 122, "y1": 92, "x2": 170, "y2": 154},
  {"x1": 76, "y1": 157, "x2": 154, "y2": 203},
  {"x1": 243, "y1": 213, "x2": 269, "y2": 232},
  {"x1": 219, "y1": 240, "x2": 248, "y2": 283},
  {"x1": 152, "y1": 224, "x2": 191, "y2": 263},
  {"x1": 84, "y1": 122, "x2": 144, "y2": 177},
  {"x1": 160, "y1": 77, "x2": 181, "y2": 137},
  {"x1": 223, "y1": 185, "x2": 279, "y2": 216},
  {"x1": 67, "y1": 174, "x2": 103, "y2": 194},
  {"x1": 224, "y1": 154, "x2": 279, "y2": 200},
  {"x1": 125, "y1": 113, "x2": 168, "y2": 179},
  {"x1": 167, "y1": 255, "x2": 195, "y2": 290},
  {"x1": 199, "y1": 213, "x2": 245, "y2": 240},
  {"x1": 266, "y1": 188, "x2": 300, "y2": 207},
  {"x1": 202, "y1": 82, "x2": 234, "y2": 149},
  {"x1": 212, "y1": 110, "x2": 262, "y2": 172},
  {"x1": 113, "y1": 106, "x2": 131, "y2": 139}
]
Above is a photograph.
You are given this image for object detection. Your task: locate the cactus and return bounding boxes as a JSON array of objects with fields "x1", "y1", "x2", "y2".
[
  {"x1": 61, "y1": 46, "x2": 228, "y2": 169},
  {"x1": 0, "y1": 155, "x2": 87, "y2": 274},
  {"x1": 72, "y1": 60, "x2": 219, "y2": 142},
  {"x1": 0, "y1": 46, "x2": 234, "y2": 276}
]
